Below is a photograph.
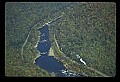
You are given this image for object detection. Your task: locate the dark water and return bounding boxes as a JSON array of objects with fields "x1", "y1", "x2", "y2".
[
  {"x1": 34, "y1": 23, "x2": 86, "y2": 77},
  {"x1": 35, "y1": 24, "x2": 66, "y2": 77},
  {"x1": 37, "y1": 25, "x2": 51, "y2": 54}
]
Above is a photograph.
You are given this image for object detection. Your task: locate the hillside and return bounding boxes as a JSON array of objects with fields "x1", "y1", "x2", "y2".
[{"x1": 5, "y1": 2, "x2": 116, "y2": 77}]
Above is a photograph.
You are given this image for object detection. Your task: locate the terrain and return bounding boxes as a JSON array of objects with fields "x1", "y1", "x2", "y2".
[{"x1": 5, "y1": 2, "x2": 116, "y2": 77}]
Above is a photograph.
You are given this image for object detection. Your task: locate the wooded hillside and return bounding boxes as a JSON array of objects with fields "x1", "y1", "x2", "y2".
[{"x1": 5, "y1": 2, "x2": 116, "y2": 77}]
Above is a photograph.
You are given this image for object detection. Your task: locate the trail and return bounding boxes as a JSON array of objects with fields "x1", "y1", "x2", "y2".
[
  {"x1": 86, "y1": 66, "x2": 110, "y2": 77},
  {"x1": 54, "y1": 34, "x2": 60, "y2": 50},
  {"x1": 20, "y1": 21, "x2": 40, "y2": 61},
  {"x1": 21, "y1": 29, "x2": 32, "y2": 60}
]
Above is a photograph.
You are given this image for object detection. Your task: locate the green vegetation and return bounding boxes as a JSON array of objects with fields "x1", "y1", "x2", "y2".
[
  {"x1": 49, "y1": 2, "x2": 116, "y2": 77},
  {"x1": 5, "y1": 2, "x2": 116, "y2": 77}
]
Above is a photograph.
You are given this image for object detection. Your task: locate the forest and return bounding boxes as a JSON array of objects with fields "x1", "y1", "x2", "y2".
[{"x1": 5, "y1": 2, "x2": 116, "y2": 77}]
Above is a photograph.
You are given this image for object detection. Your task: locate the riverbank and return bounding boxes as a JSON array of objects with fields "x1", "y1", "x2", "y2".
[
  {"x1": 48, "y1": 47, "x2": 55, "y2": 56},
  {"x1": 51, "y1": 34, "x2": 109, "y2": 77}
]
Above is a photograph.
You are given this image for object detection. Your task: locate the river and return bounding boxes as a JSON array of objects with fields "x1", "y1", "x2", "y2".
[
  {"x1": 34, "y1": 17, "x2": 86, "y2": 77},
  {"x1": 34, "y1": 24, "x2": 66, "y2": 77}
]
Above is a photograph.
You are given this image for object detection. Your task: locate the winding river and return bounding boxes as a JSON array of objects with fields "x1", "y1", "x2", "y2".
[
  {"x1": 34, "y1": 20, "x2": 66, "y2": 77},
  {"x1": 34, "y1": 16, "x2": 86, "y2": 77}
]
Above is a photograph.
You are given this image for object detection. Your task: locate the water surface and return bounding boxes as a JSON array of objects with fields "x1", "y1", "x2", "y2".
[{"x1": 35, "y1": 24, "x2": 66, "y2": 77}]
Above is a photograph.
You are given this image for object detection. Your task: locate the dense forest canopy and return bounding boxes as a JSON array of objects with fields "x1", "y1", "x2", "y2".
[{"x1": 5, "y1": 2, "x2": 116, "y2": 77}]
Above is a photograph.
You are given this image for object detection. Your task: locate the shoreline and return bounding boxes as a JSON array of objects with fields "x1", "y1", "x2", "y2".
[{"x1": 33, "y1": 26, "x2": 41, "y2": 64}]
